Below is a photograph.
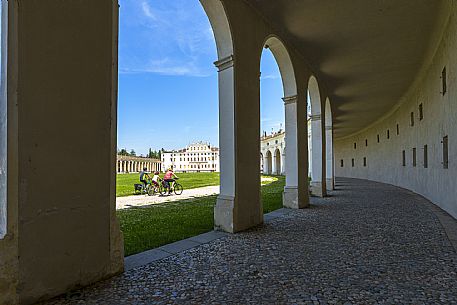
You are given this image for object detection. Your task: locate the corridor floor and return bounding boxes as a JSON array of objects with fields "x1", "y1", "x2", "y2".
[{"x1": 44, "y1": 178, "x2": 457, "y2": 305}]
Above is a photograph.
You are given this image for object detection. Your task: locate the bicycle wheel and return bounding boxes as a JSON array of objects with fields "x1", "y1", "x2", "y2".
[
  {"x1": 174, "y1": 183, "x2": 183, "y2": 195},
  {"x1": 147, "y1": 186, "x2": 154, "y2": 196},
  {"x1": 159, "y1": 184, "x2": 167, "y2": 196}
]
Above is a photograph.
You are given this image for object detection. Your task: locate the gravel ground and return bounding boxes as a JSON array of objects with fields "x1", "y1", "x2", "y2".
[{"x1": 44, "y1": 178, "x2": 457, "y2": 305}]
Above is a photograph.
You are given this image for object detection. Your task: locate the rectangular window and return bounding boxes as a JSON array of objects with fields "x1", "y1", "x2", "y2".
[
  {"x1": 412, "y1": 148, "x2": 417, "y2": 167},
  {"x1": 410, "y1": 112, "x2": 415, "y2": 126},
  {"x1": 419, "y1": 103, "x2": 423, "y2": 121},
  {"x1": 363, "y1": 157, "x2": 367, "y2": 167},
  {"x1": 351, "y1": 158, "x2": 355, "y2": 167},
  {"x1": 377, "y1": 134, "x2": 380, "y2": 143},
  {"x1": 441, "y1": 67, "x2": 447, "y2": 96},
  {"x1": 387, "y1": 129, "x2": 390, "y2": 139},
  {"x1": 397, "y1": 124, "x2": 399, "y2": 135},
  {"x1": 423, "y1": 145, "x2": 428, "y2": 168},
  {"x1": 340, "y1": 160, "x2": 344, "y2": 167},
  {"x1": 0, "y1": 1, "x2": 7, "y2": 239},
  {"x1": 443, "y1": 136, "x2": 449, "y2": 169},
  {"x1": 402, "y1": 150, "x2": 406, "y2": 166}
]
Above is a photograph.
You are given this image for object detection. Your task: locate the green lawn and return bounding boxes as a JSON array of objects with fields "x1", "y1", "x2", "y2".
[
  {"x1": 116, "y1": 172, "x2": 220, "y2": 197},
  {"x1": 117, "y1": 175, "x2": 285, "y2": 256}
]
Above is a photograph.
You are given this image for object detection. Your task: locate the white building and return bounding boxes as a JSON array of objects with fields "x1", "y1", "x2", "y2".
[
  {"x1": 161, "y1": 142, "x2": 220, "y2": 173},
  {"x1": 261, "y1": 120, "x2": 312, "y2": 177},
  {"x1": 260, "y1": 130, "x2": 285, "y2": 175}
]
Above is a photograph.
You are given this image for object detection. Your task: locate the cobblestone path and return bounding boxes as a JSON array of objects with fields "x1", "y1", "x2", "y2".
[{"x1": 44, "y1": 178, "x2": 457, "y2": 305}]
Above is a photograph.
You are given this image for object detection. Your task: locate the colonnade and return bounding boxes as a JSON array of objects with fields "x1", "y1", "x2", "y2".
[
  {"x1": 261, "y1": 148, "x2": 285, "y2": 175},
  {"x1": 116, "y1": 159, "x2": 161, "y2": 173},
  {"x1": 0, "y1": 1, "x2": 335, "y2": 303}
]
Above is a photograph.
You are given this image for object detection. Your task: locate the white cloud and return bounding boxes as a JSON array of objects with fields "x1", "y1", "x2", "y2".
[
  {"x1": 261, "y1": 74, "x2": 281, "y2": 80},
  {"x1": 141, "y1": 1, "x2": 156, "y2": 20},
  {"x1": 119, "y1": 1, "x2": 218, "y2": 77},
  {"x1": 119, "y1": 58, "x2": 212, "y2": 77}
]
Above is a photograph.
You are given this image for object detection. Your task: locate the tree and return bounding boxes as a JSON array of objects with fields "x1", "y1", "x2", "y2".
[
  {"x1": 129, "y1": 149, "x2": 136, "y2": 156},
  {"x1": 147, "y1": 148, "x2": 154, "y2": 159},
  {"x1": 118, "y1": 148, "x2": 129, "y2": 156}
]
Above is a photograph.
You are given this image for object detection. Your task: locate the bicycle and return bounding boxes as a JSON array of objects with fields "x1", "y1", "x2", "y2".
[
  {"x1": 147, "y1": 180, "x2": 164, "y2": 196},
  {"x1": 161, "y1": 178, "x2": 183, "y2": 196},
  {"x1": 134, "y1": 177, "x2": 159, "y2": 196}
]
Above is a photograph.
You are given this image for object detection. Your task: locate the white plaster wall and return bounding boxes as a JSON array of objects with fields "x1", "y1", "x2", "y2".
[{"x1": 335, "y1": 6, "x2": 457, "y2": 219}]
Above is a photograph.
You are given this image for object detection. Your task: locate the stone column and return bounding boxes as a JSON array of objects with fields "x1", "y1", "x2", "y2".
[
  {"x1": 281, "y1": 151, "x2": 285, "y2": 175},
  {"x1": 0, "y1": 2, "x2": 124, "y2": 303},
  {"x1": 326, "y1": 125, "x2": 334, "y2": 191},
  {"x1": 213, "y1": 55, "x2": 262, "y2": 233},
  {"x1": 282, "y1": 95, "x2": 308, "y2": 208},
  {"x1": 263, "y1": 154, "x2": 267, "y2": 174},
  {"x1": 310, "y1": 113, "x2": 326, "y2": 197},
  {"x1": 272, "y1": 152, "x2": 278, "y2": 175}
]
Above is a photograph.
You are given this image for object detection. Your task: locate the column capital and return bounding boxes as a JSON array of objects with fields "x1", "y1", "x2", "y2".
[
  {"x1": 282, "y1": 95, "x2": 298, "y2": 105},
  {"x1": 310, "y1": 114, "x2": 321, "y2": 121},
  {"x1": 214, "y1": 55, "x2": 234, "y2": 72}
]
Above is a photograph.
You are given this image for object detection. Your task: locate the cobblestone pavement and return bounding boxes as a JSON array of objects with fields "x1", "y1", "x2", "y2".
[{"x1": 44, "y1": 178, "x2": 457, "y2": 304}]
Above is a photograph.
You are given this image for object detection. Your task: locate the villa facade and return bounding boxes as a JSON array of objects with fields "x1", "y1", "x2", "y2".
[{"x1": 161, "y1": 142, "x2": 220, "y2": 173}]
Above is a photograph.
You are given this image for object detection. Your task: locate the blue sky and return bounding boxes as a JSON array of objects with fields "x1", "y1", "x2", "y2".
[{"x1": 117, "y1": 0, "x2": 284, "y2": 156}]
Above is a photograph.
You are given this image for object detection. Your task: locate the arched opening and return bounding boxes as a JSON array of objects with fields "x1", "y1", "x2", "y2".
[
  {"x1": 325, "y1": 98, "x2": 334, "y2": 191},
  {"x1": 260, "y1": 36, "x2": 304, "y2": 209},
  {"x1": 308, "y1": 75, "x2": 326, "y2": 197},
  {"x1": 115, "y1": 0, "x2": 235, "y2": 254}
]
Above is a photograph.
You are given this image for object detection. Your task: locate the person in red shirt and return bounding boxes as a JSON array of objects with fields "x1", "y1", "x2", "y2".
[{"x1": 163, "y1": 167, "x2": 179, "y2": 194}]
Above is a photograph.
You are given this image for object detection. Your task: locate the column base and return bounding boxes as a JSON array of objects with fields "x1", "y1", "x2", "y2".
[
  {"x1": 214, "y1": 195, "x2": 263, "y2": 233},
  {"x1": 326, "y1": 178, "x2": 335, "y2": 191},
  {"x1": 310, "y1": 182, "x2": 326, "y2": 197},
  {"x1": 214, "y1": 195, "x2": 236, "y2": 233},
  {"x1": 283, "y1": 186, "x2": 307, "y2": 209},
  {"x1": 0, "y1": 233, "x2": 18, "y2": 305},
  {"x1": 109, "y1": 217, "x2": 125, "y2": 275}
]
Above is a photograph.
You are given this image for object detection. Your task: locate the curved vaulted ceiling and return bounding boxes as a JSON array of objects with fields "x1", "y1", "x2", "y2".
[{"x1": 246, "y1": 0, "x2": 451, "y2": 138}]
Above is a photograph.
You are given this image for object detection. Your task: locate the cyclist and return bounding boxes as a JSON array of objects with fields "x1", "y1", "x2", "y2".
[
  {"x1": 139, "y1": 167, "x2": 151, "y2": 190},
  {"x1": 163, "y1": 167, "x2": 179, "y2": 194},
  {"x1": 151, "y1": 171, "x2": 161, "y2": 188}
]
